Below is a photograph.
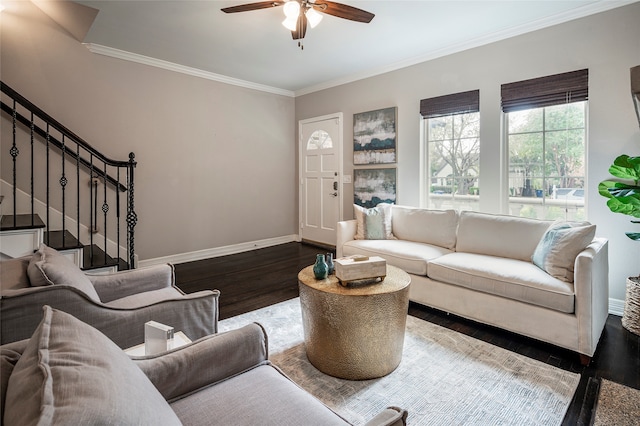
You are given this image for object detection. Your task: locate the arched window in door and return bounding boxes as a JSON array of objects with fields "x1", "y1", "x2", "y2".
[{"x1": 307, "y1": 130, "x2": 333, "y2": 150}]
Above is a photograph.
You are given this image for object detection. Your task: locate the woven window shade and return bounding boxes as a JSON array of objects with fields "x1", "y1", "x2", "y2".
[
  {"x1": 420, "y1": 90, "x2": 479, "y2": 118},
  {"x1": 501, "y1": 69, "x2": 588, "y2": 113}
]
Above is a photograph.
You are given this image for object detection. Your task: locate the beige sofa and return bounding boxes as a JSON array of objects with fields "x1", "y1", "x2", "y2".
[
  {"x1": 337, "y1": 206, "x2": 609, "y2": 364},
  {"x1": 1, "y1": 306, "x2": 407, "y2": 425}
]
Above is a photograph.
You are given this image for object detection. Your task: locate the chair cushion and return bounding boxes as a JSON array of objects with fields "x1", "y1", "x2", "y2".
[
  {"x1": 27, "y1": 244, "x2": 100, "y2": 302},
  {"x1": 391, "y1": 206, "x2": 458, "y2": 250},
  {"x1": 0, "y1": 256, "x2": 31, "y2": 291},
  {"x1": 3, "y1": 306, "x2": 181, "y2": 426},
  {"x1": 105, "y1": 287, "x2": 184, "y2": 309},
  {"x1": 343, "y1": 239, "x2": 453, "y2": 276},
  {"x1": 428, "y1": 252, "x2": 575, "y2": 313},
  {"x1": 170, "y1": 364, "x2": 349, "y2": 425},
  {"x1": 532, "y1": 221, "x2": 596, "y2": 283}
]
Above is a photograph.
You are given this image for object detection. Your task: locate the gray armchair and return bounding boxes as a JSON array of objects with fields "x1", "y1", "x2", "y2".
[
  {"x1": 0, "y1": 244, "x2": 219, "y2": 348},
  {"x1": 1, "y1": 306, "x2": 407, "y2": 425}
]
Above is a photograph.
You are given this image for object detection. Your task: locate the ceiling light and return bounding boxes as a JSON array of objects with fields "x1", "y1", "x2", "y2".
[
  {"x1": 282, "y1": 16, "x2": 298, "y2": 31},
  {"x1": 283, "y1": 1, "x2": 300, "y2": 19},
  {"x1": 305, "y1": 7, "x2": 323, "y2": 28}
]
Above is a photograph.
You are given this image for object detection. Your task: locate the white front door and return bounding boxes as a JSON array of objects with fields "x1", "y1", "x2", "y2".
[{"x1": 299, "y1": 113, "x2": 343, "y2": 246}]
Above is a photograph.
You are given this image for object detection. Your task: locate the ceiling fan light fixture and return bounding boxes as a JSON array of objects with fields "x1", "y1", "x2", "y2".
[
  {"x1": 305, "y1": 7, "x2": 323, "y2": 28},
  {"x1": 283, "y1": 0, "x2": 300, "y2": 18},
  {"x1": 282, "y1": 16, "x2": 298, "y2": 31}
]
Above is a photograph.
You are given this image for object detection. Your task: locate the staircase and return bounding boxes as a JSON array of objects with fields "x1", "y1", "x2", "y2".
[{"x1": 0, "y1": 82, "x2": 136, "y2": 272}]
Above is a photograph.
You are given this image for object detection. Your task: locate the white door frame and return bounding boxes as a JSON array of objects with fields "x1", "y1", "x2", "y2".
[{"x1": 298, "y1": 112, "x2": 344, "y2": 246}]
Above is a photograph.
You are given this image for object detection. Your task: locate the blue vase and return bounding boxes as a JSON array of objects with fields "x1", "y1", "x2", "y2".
[
  {"x1": 313, "y1": 254, "x2": 328, "y2": 279},
  {"x1": 326, "y1": 253, "x2": 335, "y2": 275}
]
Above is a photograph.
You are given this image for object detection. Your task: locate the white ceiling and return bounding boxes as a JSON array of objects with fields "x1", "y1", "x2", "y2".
[{"x1": 73, "y1": 0, "x2": 637, "y2": 96}]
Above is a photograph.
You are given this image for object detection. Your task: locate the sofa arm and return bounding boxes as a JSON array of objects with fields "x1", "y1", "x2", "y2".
[
  {"x1": 574, "y1": 237, "x2": 609, "y2": 357},
  {"x1": 336, "y1": 220, "x2": 357, "y2": 258},
  {"x1": 88, "y1": 264, "x2": 175, "y2": 303},
  {"x1": 0, "y1": 286, "x2": 219, "y2": 348},
  {"x1": 363, "y1": 407, "x2": 408, "y2": 426},
  {"x1": 134, "y1": 323, "x2": 268, "y2": 402}
]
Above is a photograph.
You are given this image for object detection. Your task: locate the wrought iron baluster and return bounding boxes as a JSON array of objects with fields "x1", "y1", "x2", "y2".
[
  {"x1": 60, "y1": 135, "x2": 67, "y2": 247},
  {"x1": 127, "y1": 152, "x2": 137, "y2": 268},
  {"x1": 77, "y1": 143, "x2": 81, "y2": 249},
  {"x1": 30, "y1": 112, "x2": 34, "y2": 226},
  {"x1": 89, "y1": 154, "x2": 94, "y2": 268},
  {"x1": 46, "y1": 124, "x2": 50, "y2": 242},
  {"x1": 116, "y1": 167, "x2": 121, "y2": 268},
  {"x1": 10, "y1": 99, "x2": 18, "y2": 227},
  {"x1": 103, "y1": 162, "x2": 109, "y2": 266}
]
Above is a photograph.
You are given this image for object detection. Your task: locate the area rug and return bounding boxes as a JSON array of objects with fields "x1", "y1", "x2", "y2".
[
  {"x1": 593, "y1": 379, "x2": 640, "y2": 425},
  {"x1": 219, "y1": 298, "x2": 580, "y2": 425}
]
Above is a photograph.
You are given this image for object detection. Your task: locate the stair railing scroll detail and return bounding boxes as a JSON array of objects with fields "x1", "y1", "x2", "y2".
[{"x1": 1, "y1": 81, "x2": 137, "y2": 270}]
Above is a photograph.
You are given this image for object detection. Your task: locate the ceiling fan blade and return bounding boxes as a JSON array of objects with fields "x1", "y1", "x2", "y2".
[
  {"x1": 313, "y1": 1, "x2": 374, "y2": 23},
  {"x1": 221, "y1": 1, "x2": 284, "y2": 13},
  {"x1": 291, "y1": 13, "x2": 307, "y2": 40}
]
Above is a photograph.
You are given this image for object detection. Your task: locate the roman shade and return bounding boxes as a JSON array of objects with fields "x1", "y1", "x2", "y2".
[
  {"x1": 420, "y1": 90, "x2": 480, "y2": 118},
  {"x1": 501, "y1": 69, "x2": 588, "y2": 113}
]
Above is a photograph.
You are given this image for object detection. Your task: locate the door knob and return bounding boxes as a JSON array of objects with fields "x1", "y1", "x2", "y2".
[{"x1": 330, "y1": 192, "x2": 338, "y2": 197}]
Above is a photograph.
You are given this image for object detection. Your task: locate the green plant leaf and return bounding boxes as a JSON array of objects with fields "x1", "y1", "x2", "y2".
[
  {"x1": 606, "y1": 196, "x2": 640, "y2": 218},
  {"x1": 625, "y1": 232, "x2": 640, "y2": 241},
  {"x1": 598, "y1": 180, "x2": 616, "y2": 199},
  {"x1": 609, "y1": 155, "x2": 640, "y2": 181}
]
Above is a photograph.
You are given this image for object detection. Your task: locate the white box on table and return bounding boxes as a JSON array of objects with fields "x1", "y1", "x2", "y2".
[
  {"x1": 144, "y1": 321, "x2": 174, "y2": 355},
  {"x1": 335, "y1": 255, "x2": 386, "y2": 283}
]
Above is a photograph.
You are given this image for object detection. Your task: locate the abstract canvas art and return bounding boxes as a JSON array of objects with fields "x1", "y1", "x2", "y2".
[
  {"x1": 354, "y1": 168, "x2": 397, "y2": 208},
  {"x1": 353, "y1": 107, "x2": 397, "y2": 165}
]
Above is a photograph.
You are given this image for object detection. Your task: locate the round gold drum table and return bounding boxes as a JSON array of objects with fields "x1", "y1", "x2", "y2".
[{"x1": 298, "y1": 264, "x2": 410, "y2": 380}]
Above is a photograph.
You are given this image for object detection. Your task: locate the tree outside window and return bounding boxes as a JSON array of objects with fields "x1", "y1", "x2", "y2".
[
  {"x1": 426, "y1": 111, "x2": 480, "y2": 210},
  {"x1": 507, "y1": 101, "x2": 586, "y2": 220}
]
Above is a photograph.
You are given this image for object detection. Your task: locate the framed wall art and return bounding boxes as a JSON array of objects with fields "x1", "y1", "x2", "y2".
[
  {"x1": 353, "y1": 107, "x2": 397, "y2": 165},
  {"x1": 353, "y1": 168, "x2": 397, "y2": 208}
]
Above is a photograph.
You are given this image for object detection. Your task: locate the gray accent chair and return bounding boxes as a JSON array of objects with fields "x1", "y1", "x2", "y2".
[
  {"x1": 0, "y1": 244, "x2": 219, "y2": 348},
  {"x1": 0, "y1": 307, "x2": 408, "y2": 425}
]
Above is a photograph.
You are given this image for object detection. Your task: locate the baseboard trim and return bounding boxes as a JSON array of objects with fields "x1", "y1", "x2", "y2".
[
  {"x1": 609, "y1": 298, "x2": 624, "y2": 317},
  {"x1": 137, "y1": 234, "x2": 300, "y2": 268}
]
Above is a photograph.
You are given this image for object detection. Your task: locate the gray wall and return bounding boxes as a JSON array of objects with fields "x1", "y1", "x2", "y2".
[
  {"x1": 295, "y1": 3, "x2": 640, "y2": 302},
  {"x1": 1, "y1": 1, "x2": 297, "y2": 261}
]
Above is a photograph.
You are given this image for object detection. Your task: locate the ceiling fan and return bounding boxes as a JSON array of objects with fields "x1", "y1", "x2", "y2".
[{"x1": 221, "y1": 1, "x2": 375, "y2": 44}]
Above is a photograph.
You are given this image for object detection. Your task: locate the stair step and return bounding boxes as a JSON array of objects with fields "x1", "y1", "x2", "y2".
[
  {"x1": 0, "y1": 214, "x2": 46, "y2": 231},
  {"x1": 45, "y1": 230, "x2": 83, "y2": 251},
  {"x1": 83, "y1": 244, "x2": 129, "y2": 271}
]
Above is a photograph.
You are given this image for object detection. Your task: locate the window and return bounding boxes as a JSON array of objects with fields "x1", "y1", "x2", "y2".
[
  {"x1": 502, "y1": 69, "x2": 588, "y2": 221},
  {"x1": 306, "y1": 130, "x2": 333, "y2": 150},
  {"x1": 421, "y1": 90, "x2": 480, "y2": 211}
]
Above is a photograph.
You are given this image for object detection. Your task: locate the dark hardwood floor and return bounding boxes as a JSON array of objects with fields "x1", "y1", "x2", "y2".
[{"x1": 174, "y1": 242, "x2": 640, "y2": 426}]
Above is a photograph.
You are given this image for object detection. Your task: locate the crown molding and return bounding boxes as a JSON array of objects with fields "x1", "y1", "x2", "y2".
[
  {"x1": 294, "y1": 0, "x2": 639, "y2": 96},
  {"x1": 83, "y1": 43, "x2": 295, "y2": 98}
]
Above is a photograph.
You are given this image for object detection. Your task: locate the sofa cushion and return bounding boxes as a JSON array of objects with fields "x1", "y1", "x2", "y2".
[
  {"x1": 532, "y1": 221, "x2": 596, "y2": 283},
  {"x1": 428, "y1": 252, "x2": 575, "y2": 313},
  {"x1": 391, "y1": 206, "x2": 458, "y2": 250},
  {"x1": 3, "y1": 306, "x2": 182, "y2": 426},
  {"x1": 27, "y1": 244, "x2": 100, "y2": 301},
  {"x1": 170, "y1": 364, "x2": 349, "y2": 425},
  {"x1": 354, "y1": 204, "x2": 395, "y2": 240},
  {"x1": 343, "y1": 239, "x2": 453, "y2": 276},
  {"x1": 456, "y1": 211, "x2": 551, "y2": 261}
]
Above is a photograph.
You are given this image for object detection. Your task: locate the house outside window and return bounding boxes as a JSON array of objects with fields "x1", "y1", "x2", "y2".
[
  {"x1": 501, "y1": 69, "x2": 588, "y2": 221},
  {"x1": 421, "y1": 90, "x2": 480, "y2": 211}
]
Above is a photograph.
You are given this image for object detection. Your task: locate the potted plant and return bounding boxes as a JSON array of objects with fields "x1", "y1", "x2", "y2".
[{"x1": 599, "y1": 154, "x2": 640, "y2": 334}]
